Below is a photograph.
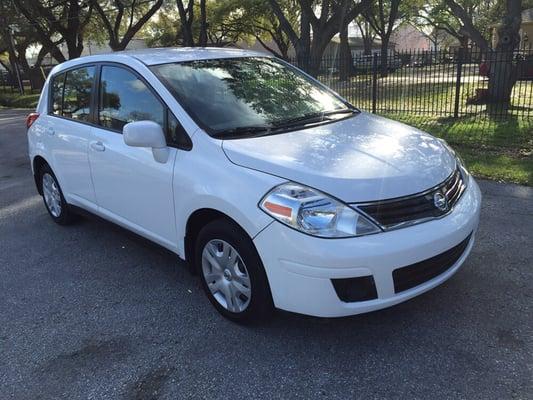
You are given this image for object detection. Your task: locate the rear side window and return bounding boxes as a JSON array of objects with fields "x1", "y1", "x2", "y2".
[
  {"x1": 50, "y1": 73, "x2": 65, "y2": 116},
  {"x1": 49, "y1": 66, "x2": 95, "y2": 121},
  {"x1": 98, "y1": 66, "x2": 164, "y2": 131},
  {"x1": 62, "y1": 66, "x2": 95, "y2": 122}
]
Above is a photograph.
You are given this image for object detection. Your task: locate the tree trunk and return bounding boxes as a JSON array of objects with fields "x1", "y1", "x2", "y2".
[
  {"x1": 65, "y1": 36, "x2": 84, "y2": 59},
  {"x1": 32, "y1": 47, "x2": 49, "y2": 89},
  {"x1": 357, "y1": 20, "x2": 374, "y2": 56},
  {"x1": 268, "y1": 0, "x2": 371, "y2": 76},
  {"x1": 34, "y1": 46, "x2": 50, "y2": 68},
  {"x1": 486, "y1": 51, "x2": 517, "y2": 114},
  {"x1": 307, "y1": 59, "x2": 322, "y2": 77},
  {"x1": 363, "y1": 36, "x2": 373, "y2": 55},
  {"x1": 379, "y1": 36, "x2": 390, "y2": 77},
  {"x1": 486, "y1": 1, "x2": 522, "y2": 114},
  {"x1": 5, "y1": 36, "x2": 23, "y2": 93},
  {"x1": 176, "y1": 0, "x2": 195, "y2": 46},
  {"x1": 92, "y1": 0, "x2": 163, "y2": 52},
  {"x1": 307, "y1": 40, "x2": 331, "y2": 78},
  {"x1": 295, "y1": 8, "x2": 311, "y2": 72},
  {"x1": 276, "y1": 38, "x2": 289, "y2": 60},
  {"x1": 65, "y1": 0, "x2": 84, "y2": 59},
  {"x1": 50, "y1": 47, "x2": 67, "y2": 63},
  {"x1": 444, "y1": 0, "x2": 521, "y2": 114},
  {"x1": 109, "y1": 41, "x2": 125, "y2": 52},
  {"x1": 272, "y1": 24, "x2": 290, "y2": 60},
  {"x1": 459, "y1": 35, "x2": 469, "y2": 50},
  {"x1": 198, "y1": 0, "x2": 208, "y2": 46},
  {"x1": 180, "y1": 26, "x2": 194, "y2": 46},
  {"x1": 295, "y1": 43, "x2": 311, "y2": 73},
  {"x1": 339, "y1": 24, "x2": 352, "y2": 81},
  {"x1": 16, "y1": 50, "x2": 31, "y2": 76},
  {"x1": 6, "y1": 49, "x2": 19, "y2": 82}
]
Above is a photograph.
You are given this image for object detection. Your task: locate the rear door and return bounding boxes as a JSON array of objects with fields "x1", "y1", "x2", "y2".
[
  {"x1": 46, "y1": 65, "x2": 97, "y2": 207},
  {"x1": 88, "y1": 64, "x2": 178, "y2": 249}
]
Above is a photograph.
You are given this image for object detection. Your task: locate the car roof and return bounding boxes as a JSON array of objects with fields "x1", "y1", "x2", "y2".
[
  {"x1": 51, "y1": 47, "x2": 270, "y2": 74},
  {"x1": 124, "y1": 47, "x2": 269, "y2": 65}
]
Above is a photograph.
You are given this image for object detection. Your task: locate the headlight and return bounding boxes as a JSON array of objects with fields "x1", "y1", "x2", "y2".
[{"x1": 259, "y1": 183, "x2": 380, "y2": 238}]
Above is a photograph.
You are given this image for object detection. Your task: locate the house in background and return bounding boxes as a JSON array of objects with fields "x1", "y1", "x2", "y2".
[
  {"x1": 323, "y1": 36, "x2": 390, "y2": 59},
  {"x1": 390, "y1": 24, "x2": 432, "y2": 52}
]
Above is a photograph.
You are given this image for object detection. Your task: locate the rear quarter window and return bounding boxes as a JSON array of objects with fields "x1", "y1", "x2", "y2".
[
  {"x1": 50, "y1": 73, "x2": 65, "y2": 116},
  {"x1": 62, "y1": 66, "x2": 95, "y2": 122},
  {"x1": 49, "y1": 66, "x2": 95, "y2": 122}
]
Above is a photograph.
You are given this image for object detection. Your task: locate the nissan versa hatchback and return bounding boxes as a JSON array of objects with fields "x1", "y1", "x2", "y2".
[{"x1": 27, "y1": 48, "x2": 481, "y2": 321}]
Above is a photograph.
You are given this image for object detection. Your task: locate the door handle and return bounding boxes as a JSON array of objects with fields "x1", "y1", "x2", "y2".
[
  {"x1": 46, "y1": 127, "x2": 55, "y2": 136},
  {"x1": 90, "y1": 141, "x2": 105, "y2": 152}
]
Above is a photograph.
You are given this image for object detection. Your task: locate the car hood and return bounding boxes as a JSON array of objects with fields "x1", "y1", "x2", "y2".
[{"x1": 221, "y1": 112, "x2": 456, "y2": 203}]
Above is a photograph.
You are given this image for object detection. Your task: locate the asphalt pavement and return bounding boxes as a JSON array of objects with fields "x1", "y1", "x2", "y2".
[{"x1": 1, "y1": 109, "x2": 532, "y2": 399}]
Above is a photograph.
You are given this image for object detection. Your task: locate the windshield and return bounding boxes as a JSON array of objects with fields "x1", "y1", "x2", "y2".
[{"x1": 151, "y1": 57, "x2": 355, "y2": 138}]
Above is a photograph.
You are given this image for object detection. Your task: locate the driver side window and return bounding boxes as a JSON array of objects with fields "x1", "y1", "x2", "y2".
[{"x1": 98, "y1": 66, "x2": 164, "y2": 132}]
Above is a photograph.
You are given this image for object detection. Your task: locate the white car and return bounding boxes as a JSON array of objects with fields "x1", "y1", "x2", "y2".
[{"x1": 27, "y1": 48, "x2": 481, "y2": 321}]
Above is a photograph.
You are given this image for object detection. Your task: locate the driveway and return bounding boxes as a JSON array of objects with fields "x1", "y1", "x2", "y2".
[{"x1": 1, "y1": 109, "x2": 531, "y2": 399}]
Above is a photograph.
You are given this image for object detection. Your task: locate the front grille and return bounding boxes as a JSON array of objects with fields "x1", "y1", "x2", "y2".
[
  {"x1": 392, "y1": 233, "x2": 472, "y2": 293},
  {"x1": 357, "y1": 168, "x2": 466, "y2": 229}
]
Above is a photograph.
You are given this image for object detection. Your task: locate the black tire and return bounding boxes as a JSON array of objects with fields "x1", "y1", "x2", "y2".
[
  {"x1": 195, "y1": 219, "x2": 273, "y2": 322},
  {"x1": 39, "y1": 164, "x2": 77, "y2": 225}
]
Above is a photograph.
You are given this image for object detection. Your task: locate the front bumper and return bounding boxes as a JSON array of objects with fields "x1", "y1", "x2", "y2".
[{"x1": 253, "y1": 178, "x2": 482, "y2": 317}]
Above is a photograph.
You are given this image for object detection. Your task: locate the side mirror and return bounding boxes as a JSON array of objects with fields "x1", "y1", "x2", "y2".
[{"x1": 123, "y1": 120, "x2": 169, "y2": 163}]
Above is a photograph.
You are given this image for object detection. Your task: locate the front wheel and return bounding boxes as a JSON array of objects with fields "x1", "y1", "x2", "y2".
[{"x1": 195, "y1": 219, "x2": 273, "y2": 322}]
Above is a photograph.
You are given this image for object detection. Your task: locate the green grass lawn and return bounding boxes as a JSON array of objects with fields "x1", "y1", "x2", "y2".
[
  {"x1": 458, "y1": 147, "x2": 532, "y2": 186},
  {"x1": 322, "y1": 64, "x2": 533, "y2": 118},
  {"x1": 384, "y1": 114, "x2": 532, "y2": 186},
  {"x1": 0, "y1": 89, "x2": 40, "y2": 108}
]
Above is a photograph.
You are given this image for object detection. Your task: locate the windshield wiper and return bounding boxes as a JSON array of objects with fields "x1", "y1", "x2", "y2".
[
  {"x1": 212, "y1": 108, "x2": 358, "y2": 139},
  {"x1": 212, "y1": 125, "x2": 273, "y2": 139},
  {"x1": 272, "y1": 108, "x2": 357, "y2": 129}
]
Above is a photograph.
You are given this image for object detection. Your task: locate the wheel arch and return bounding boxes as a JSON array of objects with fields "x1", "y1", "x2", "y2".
[
  {"x1": 184, "y1": 208, "x2": 251, "y2": 270},
  {"x1": 32, "y1": 155, "x2": 49, "y2": 195}
]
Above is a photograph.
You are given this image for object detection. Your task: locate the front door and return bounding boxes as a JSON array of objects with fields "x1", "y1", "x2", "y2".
[{"x1": 88, "y1": 65, "x2": 177, "y2": 249}]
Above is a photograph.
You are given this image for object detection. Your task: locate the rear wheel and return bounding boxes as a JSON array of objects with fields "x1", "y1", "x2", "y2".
[
  {"x1": 195, "y1": 219, "x2": 273, "y2": 322},
  {"x1": 40, "y1": 164, "x2": 77, "y2": 225}
]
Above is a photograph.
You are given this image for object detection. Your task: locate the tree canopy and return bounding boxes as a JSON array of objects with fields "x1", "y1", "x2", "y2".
[{"x1": 0, "y1": 0, "x2": 530, "y2": 106}]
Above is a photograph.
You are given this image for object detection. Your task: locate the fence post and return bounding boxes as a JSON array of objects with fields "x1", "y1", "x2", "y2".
[
  {"x1": 453, "y1": 48, "x2": 463, "y2": 118},
  {"x1": 372, "y1": 53, "x2": 378, "y2": 114}
]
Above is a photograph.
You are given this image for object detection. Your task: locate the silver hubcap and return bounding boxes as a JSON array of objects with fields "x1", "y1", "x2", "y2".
[
  {"x1": 42, "y1": 173, "x2": 62, "y2": 217},
  {"x1": 201, "y1": 239, "x2": 252, "y2": 313}
]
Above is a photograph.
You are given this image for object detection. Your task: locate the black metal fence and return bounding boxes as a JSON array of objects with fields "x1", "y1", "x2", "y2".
[
  {"x1": 288, "y1": 47, "x2": 533, "y2": 120},
  {"x1": 2, "y1": 47, "x2": 532, "y2": 122},
  {"x1": 0, "y1": 66, "x2": 50, "y2": 94}
]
